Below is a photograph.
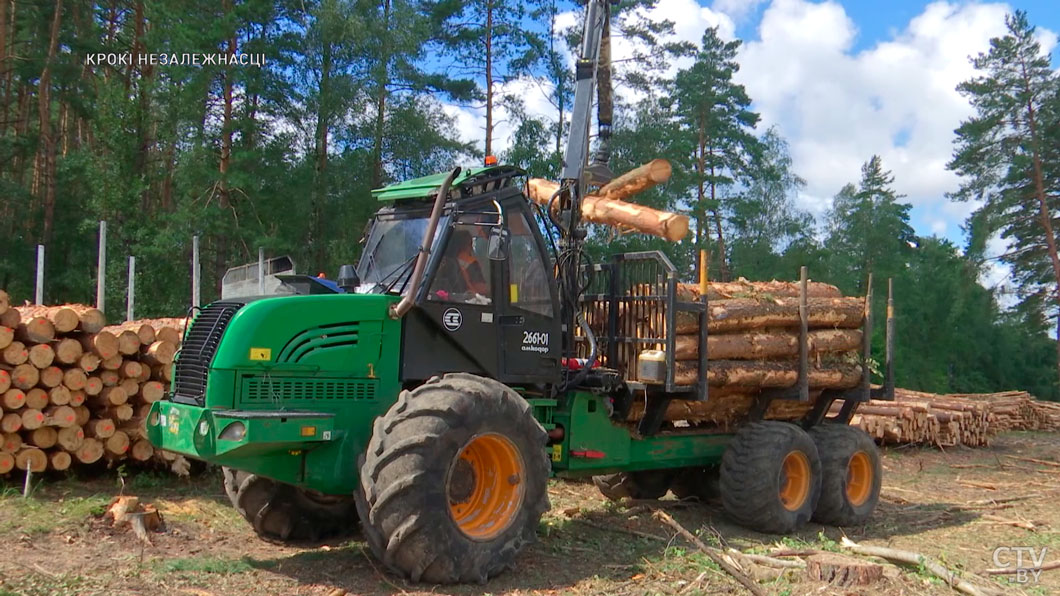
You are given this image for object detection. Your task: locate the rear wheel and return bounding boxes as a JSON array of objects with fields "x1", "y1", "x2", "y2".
[
  {"x1": 719, "y1": 421, "x2": 821, "y2": 533},
  {"x1": 222, "y1": 467, "x2": 358, "y2": 543},
  {"x1": 809, "y1": 424, "x2": 881, "y2": 526},
  {"x1": 593, "y1": 470, "x2": 673, "y2": 501},
  {"x1": 356, "y1": 373, "x2": 550, "y2": 584}
]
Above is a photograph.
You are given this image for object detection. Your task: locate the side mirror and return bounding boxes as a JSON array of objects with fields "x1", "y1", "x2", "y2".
[
  {"x1": 488, "y1": 228, "x2": 510, "y2": 261},
  {"x1": 337, "y1": 264, "x2": 360, "y2": 292}
]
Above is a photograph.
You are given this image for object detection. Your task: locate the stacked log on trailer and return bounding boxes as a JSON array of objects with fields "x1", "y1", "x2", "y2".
[
  {"x1": 603, "y1": 278, "x2": 868, "y2": 428},
  {"x1": 0, "y1": 292, "x2": 188, "y2": 474},
  {"x1": 837, "y1": 388, "x2": 1057, "y2": 448}
]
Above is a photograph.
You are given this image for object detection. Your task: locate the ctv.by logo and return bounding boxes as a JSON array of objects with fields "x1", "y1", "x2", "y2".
[{"x1": 992, "y1": 546, "x2": 1049, "y2": 583}]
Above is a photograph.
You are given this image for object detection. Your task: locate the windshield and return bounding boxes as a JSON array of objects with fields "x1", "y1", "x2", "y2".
[{"x1": 358, "y1": 215, "x2": 443, "y2": 292}]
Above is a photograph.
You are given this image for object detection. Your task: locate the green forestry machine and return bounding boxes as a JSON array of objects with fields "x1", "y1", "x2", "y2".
[{"x1": 147, "y1": 0, "x2": 894, "y2": 584}]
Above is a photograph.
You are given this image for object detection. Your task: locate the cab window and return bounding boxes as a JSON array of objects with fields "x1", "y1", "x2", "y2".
[
  {"x1": 508, "y1": 212, "x2": 553, "y2": 317},
  {"x1": 428, "y1": 218, "x2": 492, "y2": 305}
]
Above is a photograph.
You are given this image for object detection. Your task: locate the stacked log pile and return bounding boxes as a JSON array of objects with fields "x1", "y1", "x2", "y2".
[
  {"x1": 1031, "y1": 400, "x2": 1060, "y2": 430},
  {"x1": 613, "y1": 279, "x2": 865, "y2": 426},
  {"x1": 837, "y1": 388, "x2": 1056, "y2": 448},
  {"x1": 626, "y1": 279, "x2": 865, "y2": 389},
  {"x1": 0, "y1": 291, "x2": 186, "y2": 474}
]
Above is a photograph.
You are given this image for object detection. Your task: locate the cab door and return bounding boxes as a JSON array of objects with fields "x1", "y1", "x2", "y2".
[
  {"x1": 498, "y1": 207, "x2": 561, "y2": 383},
  {"x1": 400, "y1": 214, "x2": 502, "y2": 381}
]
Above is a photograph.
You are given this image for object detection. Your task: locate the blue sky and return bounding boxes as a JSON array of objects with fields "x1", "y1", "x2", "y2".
[{"x1": 450, "y1": 1, "x2": 1057, "y2": 288}]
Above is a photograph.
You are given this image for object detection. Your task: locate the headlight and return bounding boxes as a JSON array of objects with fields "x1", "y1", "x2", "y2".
[{"x1": 218, "y1": 421, "x2": 246, "y2": 441}]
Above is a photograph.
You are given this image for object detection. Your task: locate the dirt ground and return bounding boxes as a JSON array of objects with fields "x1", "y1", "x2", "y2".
[{"x1": 0, "y1": 431, "x2": 1057, "y2": 596}]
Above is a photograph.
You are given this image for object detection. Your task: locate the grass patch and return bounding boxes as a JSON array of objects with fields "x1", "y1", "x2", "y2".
[
  {"x1": 156, "y1": 555, "x2": 254, "y2": 575},
  {"x1": 0, "y1": 571, "x2": 103, "y2": 596},
  {"x1": 0, "y1": 488, "x2": 109, "y2": 536}
]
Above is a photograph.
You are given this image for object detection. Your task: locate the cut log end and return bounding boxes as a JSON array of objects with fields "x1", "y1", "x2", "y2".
[{"x1": 805, "y1": 553, "x2": 883, "y2": 587}]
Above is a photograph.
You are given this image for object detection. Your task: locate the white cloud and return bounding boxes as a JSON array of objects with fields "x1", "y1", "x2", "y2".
[
  {"x1": 453, "y1": 0, "x2": 733, "y2": 155},
  {"x1": 442, "y1": 76, "x2": 560, "y2": 157},
  {"x1": 735, "y1": 0, "x2": 1055, "y2": 235},
  {"x1": 712, "y1": 0, "x2": 768, "y2": 22}
]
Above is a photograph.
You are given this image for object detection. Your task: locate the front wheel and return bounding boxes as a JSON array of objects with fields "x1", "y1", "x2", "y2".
[
  {"x1": 356, "y1": 373, "x2": 550, "y2": 584},
  {"x1": 222, "y1": 467, "x2": 358, "y2": 543}
]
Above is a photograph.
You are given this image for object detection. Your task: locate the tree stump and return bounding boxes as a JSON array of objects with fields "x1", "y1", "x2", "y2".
[{"x1": 805, "y1": 553, "x2": 883, "y2": 587}]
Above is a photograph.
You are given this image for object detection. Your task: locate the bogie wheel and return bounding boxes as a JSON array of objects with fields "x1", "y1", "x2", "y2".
[
  {"x1": 719, "y1": 421, "x2": 821, "y2": 534},
  {"x1": 670, "y1": 466, "x2": 720, "y2": 502},
  {"x1": 809, "y1": 424, "x2": 882, "y2": 526},
  {"x1": 356, "y1": 373, "x2": 550, "y2": 584},
  {"x1": 593, "y1": 470, "x2": 673, "y2": 501},
  {"x1": 222, "y1": 467, "x2": 358, "y2": 543}
]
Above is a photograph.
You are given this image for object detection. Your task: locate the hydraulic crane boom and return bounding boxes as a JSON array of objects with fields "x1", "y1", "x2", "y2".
[{"x1": 552, "y1": 0, "x2": 616, "y2": 379}]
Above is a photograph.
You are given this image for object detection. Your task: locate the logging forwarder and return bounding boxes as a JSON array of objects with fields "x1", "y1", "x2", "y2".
[{"x1": 146, "y1": 0, "x2": 895, "y2": 584}]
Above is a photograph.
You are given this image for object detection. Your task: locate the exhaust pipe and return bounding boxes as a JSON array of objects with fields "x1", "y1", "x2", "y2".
[{"x1": 389, "y1": 167, "x2": 461, "y2": 319}]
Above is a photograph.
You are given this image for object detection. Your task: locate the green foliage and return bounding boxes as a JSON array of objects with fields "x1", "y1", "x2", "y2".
[
  {"x1": 948, "y1": 9, "x2": 1060, "y2": 388},
  {"x1": 0, "y1": 3, "x2": 1055, "y2": 398}
]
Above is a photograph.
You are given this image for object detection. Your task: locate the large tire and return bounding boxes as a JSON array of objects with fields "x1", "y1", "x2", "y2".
[
  {"x1": 720, "y1": 421, "x2": 821, "y2": 534},
  {"x1": 670, "y1": 466, "x2": 720, "y2": 502},
  {"x1": 356, "y1": 373, "x2": 550, "y2": 584},
  {"x1": 809, "y1": 424, "x2": 882, "y2": 526},
  {"x1": 593, "y1": 470, "x2": 673, "y2": 501},
  {"x1": 222, "y1": 467, "x2": 358, "y2": 543}
]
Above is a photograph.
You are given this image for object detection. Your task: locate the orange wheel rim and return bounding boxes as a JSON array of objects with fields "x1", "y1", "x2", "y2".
[
  {"x1": 846, "y1": 451, "x2": 873, "y2": 506},
  {"x1": 779, "y1": 451, "x2": 811, "y2": 511},
  {"x1": 447, "y1": 433, "x2": 525, "y2": 540}
]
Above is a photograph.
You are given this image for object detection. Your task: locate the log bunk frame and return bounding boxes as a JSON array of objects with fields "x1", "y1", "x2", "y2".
[{"x1": 578, "y1": 252, "x2": 896, "y2": 436}]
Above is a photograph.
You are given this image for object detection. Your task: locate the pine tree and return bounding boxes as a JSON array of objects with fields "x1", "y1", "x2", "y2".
[
  {"x1": 671, "y1": 26, "x2": 760, "y2": 281},
  {"x1": 948, "y1": 10, "x2": 1060, "y2": 386},
  {"x1": 826, "y1": 156, "x2": 914, "y2": 293},
  {"x1": 728, "y1": 128, "x2": 810, "y2": 280}
]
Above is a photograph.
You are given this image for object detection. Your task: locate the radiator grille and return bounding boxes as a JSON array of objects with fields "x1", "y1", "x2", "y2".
[
  {"x1": 172, "y1": 302, "x2": 243, "y2": 405},
  {"x1": 242, "y1": 377, "x2": 377, "y2": 401}
]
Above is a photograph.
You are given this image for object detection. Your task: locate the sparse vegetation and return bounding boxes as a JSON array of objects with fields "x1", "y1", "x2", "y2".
[{"x1": 0, "y1": 433, "x2": 1056, "y2": 594}]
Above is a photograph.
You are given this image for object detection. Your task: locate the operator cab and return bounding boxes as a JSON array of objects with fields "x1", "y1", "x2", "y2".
[{"x1": 357, "y1": 166, "x2": 562, "y2": 387}]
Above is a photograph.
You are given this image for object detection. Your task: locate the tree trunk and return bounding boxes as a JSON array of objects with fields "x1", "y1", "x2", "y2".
[
  {"x1": 671, "y1": 296, "x2": 865, "y2": 334},
  {"x1": 596, "y1": 160, "x2": 671, "y2": 201},
  {"x1": 1020, "y1": 59, "x2": 1060, "y2": 388},
  {"x1": 695, "y1": 113, "x2": 706, "y2": 255},
  {"x1": 526, "y1": 175, "x2": 689, "y2": 241},
  {"x1": 36, "y1": 0, "x2": 63, "y2": 245},
  {"x1": 371, "y1": 0, "x2": 391, "y2": 188},
  {"x1": 709, "y1": 144, "x2": 730, "y2": 281},
  {"x1": 483, "y1": 0, "x2": 493, "y2": 156},
  {"x1": 675, "y1": 360, "x2": 862, "y2": 388},
  {"x1": 675, "y1": 280, "x2": 842, "y2": 301},
  {"x1": 311, "y1": 39, "x2": 332, "y2": 272},
  {"x1": 674, "y1": 329, "x2": 862, "y2": 361}
]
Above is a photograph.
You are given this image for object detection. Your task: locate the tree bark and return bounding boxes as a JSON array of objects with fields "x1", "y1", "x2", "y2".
[
  {"x1": 371, "y1": 0, "x2": 391, "y2": 188},
  {"x1": 667, "y1": 296, "x2": 864, "y2": 334},
  {"x1": 675, "y1": 329, "x2": 862, "y2": 360},
  {"x1": 674, "y1": 280, "x2": 841, "y2": 301},
  {"x1": 674, "y1": 360, "x2": 862, "y2": 388},
  {"x1": 526, "y1": 177, "x2": 689, "y2": 241},
  {"x1": 1019, "y1": 58, "x2": 1060, "y2": 389},
  {"x1": 596, "y1": 160, "x2": 671, "y2": 201},
  {"x1": 36, "y1": 0, "x2": 63, "y2": 245},
  {"x1": 483, "y1": 0, "x2": 493, "y2": 156}
]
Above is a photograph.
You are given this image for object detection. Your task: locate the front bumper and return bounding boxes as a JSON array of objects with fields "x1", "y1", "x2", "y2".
[{"x1": 146, "y1": 400, "x2": 338, "y2": 462}]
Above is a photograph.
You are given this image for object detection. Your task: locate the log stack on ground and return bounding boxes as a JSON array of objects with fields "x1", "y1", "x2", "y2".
[
  {"x1": 838, "y1": 388, "x2": 1056, "y2": 448},
  {"x1": 0, "y1": 297, "x2": 189, "y2": 474}
]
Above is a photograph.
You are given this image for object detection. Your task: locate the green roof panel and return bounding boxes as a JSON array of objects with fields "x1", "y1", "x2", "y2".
[{"x1": 371, "y1": 166, "x2": 522, "y2": 201}]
